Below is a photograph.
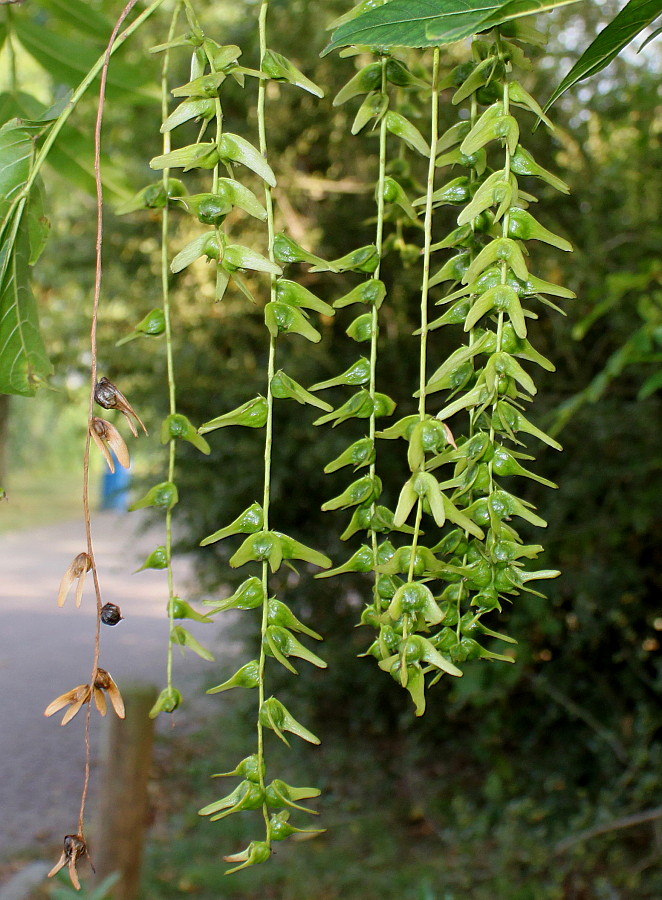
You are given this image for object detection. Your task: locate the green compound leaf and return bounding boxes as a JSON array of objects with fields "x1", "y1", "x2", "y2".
[
  {"x1": 544, "y1": 0, "x2": 662, "y2": 112},
  {"x1": 47, "y1": 123, "x2": 133, "y2": 202},
  {"x1": 26, "y1": 179, "x2": 49, "y2": 266},
  {"x1": 640, "y1": 22, "x2": 662, "y2": 51},
  {"x1": 329, "y1": 0, "x2": 393, "y2": 30}
]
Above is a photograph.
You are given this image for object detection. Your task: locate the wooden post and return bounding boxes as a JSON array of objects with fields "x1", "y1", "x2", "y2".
[{"x1": 92, "y1": 683, "x2": 157, "y2": 900}]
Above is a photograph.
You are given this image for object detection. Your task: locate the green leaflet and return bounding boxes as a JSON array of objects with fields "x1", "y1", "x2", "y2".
[
  {"x1": 464, "y1": 0, "x2": 584, "y2": 37},
  {"x1": 0, "y1": 90, "x2": 43, "y2": 126},
  {"x1": 325, "y1": 0, "x2": 509, "y2": 51},
  {"x1": 640, "y1": 22, "x2": 662, "y2": 51},
  {"x1": 325, "y1": 0, "x2": 582, "y2": 52},
  {"x1": 0, "y1": 119, "x2": 52, "y2": 395},
  {"x1": 544, "y1": 0, "x2": 662, "y2": 112},
  {"x1": 27, "y1": 179, "x2": 50, "y2": 266},
  {"x1": 0, "y1": 120, "x2": 34, "y2": 223},
  {"x1": 329, "y1": 0, "x2": 393, "y2": 30},
  {"x1": 0, "y1": 213, "x2": 52, "y2": 395}
]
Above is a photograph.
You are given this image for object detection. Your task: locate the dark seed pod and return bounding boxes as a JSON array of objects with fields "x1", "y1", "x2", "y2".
[
  {"x1": 94, "y1": 377, "x2": 118, "y2": 409},
  {"x1": 101, "y1": 603, "x2": 123, "y2": 626},
  {"x1": 93, "y1": 376, "x2": 148, "y2": 436},
  {"x1": 63, "y1": 835, "x2": 86, "y2": 862}
]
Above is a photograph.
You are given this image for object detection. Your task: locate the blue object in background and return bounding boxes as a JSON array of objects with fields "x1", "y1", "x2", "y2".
[{"x1": 101, "y1": 454, "x2": 131, "y2": 511}]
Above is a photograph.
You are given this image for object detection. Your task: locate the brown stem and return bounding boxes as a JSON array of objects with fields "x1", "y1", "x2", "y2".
[{"x1": 77, "y1": 0, "x2": 142, "y2": 840}]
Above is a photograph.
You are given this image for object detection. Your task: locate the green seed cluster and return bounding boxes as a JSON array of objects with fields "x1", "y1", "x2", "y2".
[
  {"x1": 321, "y1": 25, "x2": 573, "y2": 717},
  {"x1": 312, "y1": 50, "x2": 437, "y2": 698},
  {"x1": 122, "y1": 0, "x2": 342, "y2": 872}
]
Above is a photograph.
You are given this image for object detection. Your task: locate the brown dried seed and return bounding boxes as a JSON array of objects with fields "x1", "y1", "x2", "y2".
[
  {"x1": 48, "y1": 834, "x2": 88, "y2": 890},
  {"x1": 95, "y1": 668, "x2": 125, "y2": 719},
  {"x1": 89, "y1": 417, "x2": 130, "y2": 472},
  {"x1": 94, "y1": 377, "x2": 148, "y2": 436},
  {"x1": 57, "y1": 552, "x2": 92, "y2": 608}
]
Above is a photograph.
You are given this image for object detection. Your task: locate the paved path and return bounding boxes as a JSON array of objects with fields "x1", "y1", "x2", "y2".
[{"x1": 0, "y1": 511, "x2": 218, "y2": 866}]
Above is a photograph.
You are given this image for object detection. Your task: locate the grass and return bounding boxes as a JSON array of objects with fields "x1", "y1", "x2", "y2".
[
  {"x1": 18, "y1": 640, "x2": 662, "y2": 900},
  {"x1": 137, "y1": 685, "x2": 662, "y2": 900}
]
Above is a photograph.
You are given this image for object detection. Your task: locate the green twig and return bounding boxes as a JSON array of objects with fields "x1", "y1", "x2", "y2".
[
  {"x1": 406, "y1": 47, "x2": 440, "y2": 587},
  {"x1": 369, "y1": 56, "x2": 388, "y2": 613},
  {"x1": 257, "y1": 0, "x2": 275, "y2": 847},
  {"x1": 160, "y1": 3, "x2": 183, "y2": 697}
]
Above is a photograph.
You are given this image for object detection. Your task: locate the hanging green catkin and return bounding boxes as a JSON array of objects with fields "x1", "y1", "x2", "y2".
[
  {"x1": 376, "y1": 23, "x2": 573, "y2": 714},
  {"x1": 139, "y1": 0, "x2": 333, "y2": 871},
  {"x1": 312, "y1": 45, "x2": 435, "y2": 646},
  {"x1": 121, "y1": 1, "x2": 215, "y2": 722},
  {"x1": 318, "y1": 11, "x2": 573, "y2": 717}
]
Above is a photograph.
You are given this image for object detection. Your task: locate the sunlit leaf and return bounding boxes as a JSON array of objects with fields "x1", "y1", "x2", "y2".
[
  {"x1": 544, "y1": 0, "x2": 662, "y2": 111},
  {"x1": 13, "y1": 19, "x2": 158, "y2": 104},
  {"x1": 465, "y1": 0, "x2": 584, "y2": 36},
  {"x1": 325, "y1": 0, "x2": 508, "y2": 52}
]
